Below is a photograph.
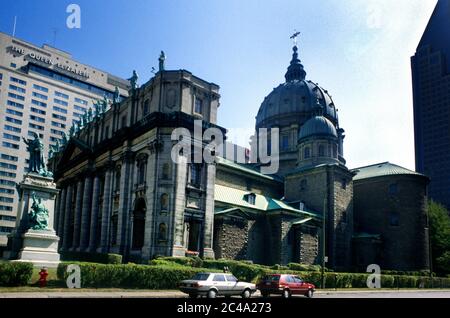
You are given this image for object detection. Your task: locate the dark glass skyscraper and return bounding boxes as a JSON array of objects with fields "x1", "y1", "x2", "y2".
[{"x1": 412, "y1": 0, "x2": 450, "y2": 208}]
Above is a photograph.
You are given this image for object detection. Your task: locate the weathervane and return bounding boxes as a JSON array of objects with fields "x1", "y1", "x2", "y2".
[{"x1": 290, "y1": 30, "x2": 301, "y2": 46}]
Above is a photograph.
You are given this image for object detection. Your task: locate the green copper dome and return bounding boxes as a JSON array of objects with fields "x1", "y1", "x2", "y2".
[{"x1": 298, "y1": 115, "x2": 337, "y2": 141}]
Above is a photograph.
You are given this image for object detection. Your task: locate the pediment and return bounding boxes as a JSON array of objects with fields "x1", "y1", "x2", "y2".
[{"x1": 56, "y1": 138, "x2": 93, "y2": 169}]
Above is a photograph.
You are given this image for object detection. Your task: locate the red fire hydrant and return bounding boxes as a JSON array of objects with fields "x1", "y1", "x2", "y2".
[{"x1": 38, "y1": 267, "x2": 48, "y2": 288}]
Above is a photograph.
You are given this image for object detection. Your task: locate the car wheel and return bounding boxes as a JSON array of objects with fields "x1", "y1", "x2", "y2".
[
  {"x1": 282, "y1": 289, "x2": 291, "y2": 299},
  {"x1": 208, "y1": 289, "x2": 217, "y2": 299},
  {"x1": 306, "y1": 289, "x2": 314, "y2": 298},
  {"x1": 242, "y1": 289, "x2": 251, "y2": 299}
]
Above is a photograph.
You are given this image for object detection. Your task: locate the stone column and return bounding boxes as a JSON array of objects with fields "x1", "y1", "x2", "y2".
[
  {"x1": 62, "y1": 184, "x2": 74, "y2": 250},
  {"x1": 72, "y1": 179, "x2": 84, "y2": 250},
  {"x1": 117, "y1": 151, "x2": 134, "y2": 253},
  {"x1": 54, "y1": 191, "x2": 62, "y2": 236},
  {"x1": 56, "y1": 187, "x2": 67, "y2": 239},
  {"x1": 202, "y1": 163, "x2": 216, "y2": 259},
  {"x1": 88, "y1": 175, "x2": 101, "y2": 252},
  {"x1": 100, "y1": 167, "x2": 113, "y2": 253},
  {"x1": 80, "y1": 175, "x2": 93, "y2": 251}
]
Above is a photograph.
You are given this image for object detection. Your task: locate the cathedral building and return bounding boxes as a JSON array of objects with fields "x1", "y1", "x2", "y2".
[{"x1": 46, "y1": 45, "x2": 430, "y2": 272}]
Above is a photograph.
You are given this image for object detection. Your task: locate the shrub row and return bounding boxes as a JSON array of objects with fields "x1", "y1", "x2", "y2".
[
  {"x1": 60, "y1": 251, "x2": 122, "y2": 264},
  {"x1": 57, "y1": 262, "x2": 210, "y2": 289},
  {"x1": 0, "y1": 262, "x2": 33, "y2": 286},
  {"x1": 57, "y1": 260, "x2": 450, "y2": 289}
]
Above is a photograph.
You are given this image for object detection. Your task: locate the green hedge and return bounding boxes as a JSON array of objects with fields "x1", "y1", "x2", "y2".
[
  {"x1": 0, "y1": 262, "x2": 34, "y2": 286},
  {"x1": 60, "y1": 251, "x2": 122, "y2": 264},
  {"x1": 150, "y1": 256, "x2": 204, "y2": 268},
  {"x1": 57, "y1": 262, "x2": 211, "y2": 289}
]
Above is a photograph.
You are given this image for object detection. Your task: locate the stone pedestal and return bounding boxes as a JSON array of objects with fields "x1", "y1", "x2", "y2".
[
  {"x1": 6, "y1": 173, "x2": 61, "y2": 268},
  {"x1": 14, "y1": 229, "x2": 60, "y2": 268}
]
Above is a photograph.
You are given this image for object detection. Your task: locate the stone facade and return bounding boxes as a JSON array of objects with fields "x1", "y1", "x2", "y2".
[
  {"x1": 353, "y1": 173, "x2": 430, "y2": 271},
  {"x1": 50, "y1": 69, "x2": 223, "y2": 262}
]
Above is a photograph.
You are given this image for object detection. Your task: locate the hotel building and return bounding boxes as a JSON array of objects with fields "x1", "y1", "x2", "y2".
[{"x1": 0, "y1": 31, "x2": 129, "y2": 251}]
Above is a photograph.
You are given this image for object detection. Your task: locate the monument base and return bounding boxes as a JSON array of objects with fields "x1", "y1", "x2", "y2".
[{"x1": 13, "y1": 229, "x2": 60, "y2": 268}]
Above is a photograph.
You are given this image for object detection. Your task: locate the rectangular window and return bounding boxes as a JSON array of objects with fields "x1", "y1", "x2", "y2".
[
  {"x1": 55, "y1": 91, "x2": 69, "y2": 99},
  {"x1": 54, "y1": 98, "x2": 68, "y2": 106},
  {"x1": 6, "y1": 109, "x2": 23, "y2": 117},
  {"x1": 31, "y1": 107, "x2": 46, "y2": 115},
  {"x1": 74, "y1": 105, "x2": 86, "y2": 112},
  {"x1": 52, "y1": 114, "x2": 66, "y2": 121},
  {"x1": 2, "y1": 142, "x2": 19, "y2": 149},
  {"x1": 50, "y1": 129, "x2": 64, "y2": 136},
  {"x1": 74, "y1": 97, "x2": 88, "y2": 105},
  {"x1": 10, "y1": 77, "x2": 26, "y2": 85},
  {"x1": 0, "y1": 162, "x2": 17, "y2": 170},
  {"x1": 8, "y1": 92, "x2": 25, "y2": 101},
  {"x1": 31, "y1": 99, "x2": 47, "y2": 107},
  {"x1": 0, "y1": 206, "x2": 14, "y2": 212},
  {"x1": 0, "y1": 171, "x2": 16, "y2": 178},
  {"x1": 30, "y1": 115, "x2": 45, "y2": 123},
  {"x1": 9, "y1": 84, "x2": 26, "y2": 94},
  {"x1": 4, "y1": 125, "x2": 21, "y2": 133},
  {"x1": 33, "y1": 84, "x2": 49, "y2": 93},
  {"x1": 0, "y1": 179, "x2": 16, "y2": 186},
  {"x1": 73, "y1": 112, "x2": 83, "y2": 118},
  {"x1": 281, "y1": 135, "x2": 289, "y2": 150},
  {"x1": 53, "y1": 106, "x2": 68, "y2": 114},
  {"x1": 5, "y1": 117, "x2": 22, "y2": 125},
  {"x1": 0, "y1": 187, "x2": 15, "y2": 194},
  {"x1": 3, "y1": 133, "x2": 20, "y2": 142},
  {"x1": 0, "y1": 196, "x2": 14, "y2": 203},
  {"x1": 51, "y1": 121, "x2": 66, "y2": 129},
  {"x1": 28, "y1": 131, "x2": 44, "y2": 139},
  {"x1": 0, "y1": 215, "x2": 16, "y2": 221},
  {"x1": 29, "y1": 123, "x2": 45, "y2": 131},
  {"x1": 195, "y1": 98, "x2": 203, "y2": 114},
  {"x1": 32, "y1": 92, "x2": 48, "y2": 100},
  {"x1": 0, "y1": 154, "x2": 18, "y2": 162},
  {"x1": 7, "y1": 100, "x2": 24, "y2": 109}
]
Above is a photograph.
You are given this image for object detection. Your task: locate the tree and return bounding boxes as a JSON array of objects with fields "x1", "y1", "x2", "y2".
[{"x1": 428, "y1": 200, "x2": 450, "y2": 273}]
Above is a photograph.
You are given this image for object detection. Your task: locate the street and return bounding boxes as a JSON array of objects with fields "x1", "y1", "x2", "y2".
[{"x1": 0, "y1": 289, "x2": 450, "y2": 298}]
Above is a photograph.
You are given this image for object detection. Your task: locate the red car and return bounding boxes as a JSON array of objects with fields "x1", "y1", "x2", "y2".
[{"x1": 257, "y1": 274, "x2": 315, "y2": 298}]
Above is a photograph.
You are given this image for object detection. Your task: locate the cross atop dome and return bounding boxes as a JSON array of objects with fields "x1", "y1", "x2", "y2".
[{"x1": 285, "y1": 31, "x2": 307, "y2": 82}]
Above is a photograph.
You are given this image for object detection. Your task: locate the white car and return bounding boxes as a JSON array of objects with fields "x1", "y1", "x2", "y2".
[{"x1": 179, "y1": 272, "x2": 257, "y2": 298}]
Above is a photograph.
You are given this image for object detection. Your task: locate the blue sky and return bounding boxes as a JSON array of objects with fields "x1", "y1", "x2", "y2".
[{"x1": 0, "y1": 0, "x2": 438, "y2": 170}]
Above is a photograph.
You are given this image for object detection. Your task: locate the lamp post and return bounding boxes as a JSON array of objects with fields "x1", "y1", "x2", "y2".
[{"x1": 321, "y1": 198, "x2": 326, "y2": 289}]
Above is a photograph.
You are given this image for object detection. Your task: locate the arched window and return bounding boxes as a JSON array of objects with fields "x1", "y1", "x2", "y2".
[
  {"x1": 138, "y1": 161, "x2": 146, "y2": 184},
  {"x1": 300, "y1": 179, "x2": 307, "y2": 191},
  {"x1": 132, "y1": 198, "x2": 146, "y2": 249},
  {"x1": 304, "y1": 147, "x2": 311, "y2": 159},
  {"x1": 160, "y1": 193, "x2": 169, "y2": 211},
  {"x1": 189, "y1": 164, "x2": 201, "y2": 186},
  {"x1": 114, "y1": 168, "x2": 121, "y2": 191},
  {"x1": 162, "y1": 163, "x2": 170, "y2": 180},
  {"x1": 319, "y1": 145, "x2": 325, "y2": 157},
  {"x1": 158, "y1": 223, "x2": 167, "y2": 241},
  {"x1": 143, "y1": 99, "x2": 149, "y2": 116}
]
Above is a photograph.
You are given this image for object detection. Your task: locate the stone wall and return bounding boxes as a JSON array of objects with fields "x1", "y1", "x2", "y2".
[
  {"x1": 298, "y1": 226, "x2": 320, "y2": 264},
  {"x1": 213, "y1": 217, "x2": 248, "y2": 260},
  {"x1": 353, "y1": 174, "x2": 430, "y2": 271}
]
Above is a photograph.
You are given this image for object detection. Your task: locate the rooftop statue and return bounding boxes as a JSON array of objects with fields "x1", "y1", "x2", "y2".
[
  {"x1": 128, "y1": 70, "x2": 139, "y2": 91},
  {"x1": 159, "y1": 51, "x2": 166, "y2": 72},
  {"x1": 87, "y1": 108, "x2": 93, "y2": 122},
  {"x1": 101, "y1": 96, "x2": 108, "y2": 113},
  {"x1": 28, "y1": 192, "x2": 49, "y2": 231},
  {"x1": 22, "y1": 133, "x2": 53, "y2": 177},
  {"x1": 113, "y1": 86, "x2": 120, "y2": 104}
]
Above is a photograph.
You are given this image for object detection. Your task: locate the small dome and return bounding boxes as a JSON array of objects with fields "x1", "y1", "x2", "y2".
[{"x1": 298, "y1": 116, "x2": 337, "y2": 141}]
